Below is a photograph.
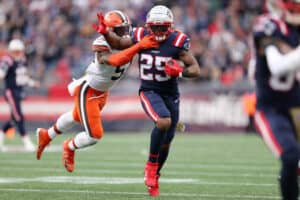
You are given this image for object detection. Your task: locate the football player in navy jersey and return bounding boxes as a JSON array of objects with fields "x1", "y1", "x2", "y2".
[
  {"x1": 93, "y1": 5, "x2": 200, "y2": 196},
  {"x1": 0, "y1": 39, "x2": 40, "y2": 152},
  {"x1": 251, "y1": 0, "x2": 300, "y2": 199}
]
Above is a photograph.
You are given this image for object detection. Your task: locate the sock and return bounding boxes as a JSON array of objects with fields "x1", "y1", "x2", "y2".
[
  {"x1": 71, "y1": 131, "x2": 98, "y2": 150},
  {"x1": 49, "y1": 111, "x2": 77, "y2": 139},
  {"x1": 157, "y1": 144, "x2": 170, "y2": 174},
  {"x1": 48, "y1": 125, "x2": 60, "y2": 139},
  {"x1": 68, "y1": 139, "x2": 76, "y2": 151},
  {"x1": 148, "y1": 127, "x2": 165, "y2": 163}
]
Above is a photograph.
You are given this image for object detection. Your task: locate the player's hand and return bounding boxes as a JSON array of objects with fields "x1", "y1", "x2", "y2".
[
  {"x1": 138, "y1": 35, "x2": 159, "y2": 49},
  {"x1": 92, "y1": 12, "x2": 108, "y2": 35},
  {"x1": 164, "y1": 59, "x2": 183, "y2": 77}
]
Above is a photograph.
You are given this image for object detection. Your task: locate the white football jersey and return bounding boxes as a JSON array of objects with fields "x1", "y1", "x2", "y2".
[{"x1": 85, "y1": 35, "x2": 130, "y2": 91}]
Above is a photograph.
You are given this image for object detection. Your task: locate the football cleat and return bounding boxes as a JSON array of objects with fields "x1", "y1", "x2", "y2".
[
  {"x1": 144, "y1": 161, "x2": 159, "y2": 187},
  {"x1": 36, "y1": 128, "x2": 51, "y2": 160},
  {"x1": 147, "y1": 174, "x2": 160, "y2": 196},
  {"x1": 62, "y1": 139, "x2": 75, "y2": 172},
  {"x1": 22, "y1": 135, "x2": 35, "y2": 152}
]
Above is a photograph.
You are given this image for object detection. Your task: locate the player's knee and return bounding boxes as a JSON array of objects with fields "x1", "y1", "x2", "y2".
[
  {"x1": 156, "y1": 117, "x2": 171, "y2": 131},
  {"x1": 90, "y1": 127, "x2": 104, "y2": 139}
]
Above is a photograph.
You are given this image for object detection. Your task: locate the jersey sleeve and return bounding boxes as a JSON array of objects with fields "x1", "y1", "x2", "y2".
[
  {"x1": 131, "y1": 27, "x2": 145, "y2": 43},
  {"x1": 172, "y1": 31, "x2": 190, "y2": 51},
  {"x1": 92, "y1": 35, "x2": 111, "y2": 52},
  {"x1": 253, "y1": 15, "x2": 288, "y2": 42},
  {"x1": 0, "y1": 55, "x2": 13, "y2": 78}
]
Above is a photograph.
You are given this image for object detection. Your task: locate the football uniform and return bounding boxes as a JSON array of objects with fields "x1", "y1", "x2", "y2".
[
  {"x1": 132, "y1": 27, "x2": 190, "y2": 143},
  {"x1": 252, "y1": 14, "x2": 300, "y2": 200},
  {"x1": 0, "y1": 55, "x2": 33, "y2": 135},
  {"x1": 71, "y1": 35, "x2": 130, "y2": 138}
]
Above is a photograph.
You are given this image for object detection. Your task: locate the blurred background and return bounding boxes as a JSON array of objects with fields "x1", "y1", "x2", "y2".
[{"x1": 0, "y1": 0, "x2": 262, "y2": 133}]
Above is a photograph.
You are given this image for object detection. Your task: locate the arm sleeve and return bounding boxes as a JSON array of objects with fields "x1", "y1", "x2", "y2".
[{"x1": 265, "y1": 45, "x2": 300, "y2": 76}]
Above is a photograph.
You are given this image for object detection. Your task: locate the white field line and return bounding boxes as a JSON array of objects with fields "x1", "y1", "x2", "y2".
[
  {"x1": 0, "y1": 188, "x2": 280, "y2": 199},
  {"x1": 0, "y1": 166, "x2": 277, "y2": 178},
  {"x1": 0, "y1": 159, "x2": 278, "y2": 171},
  {"x1": 0, "y1": 176, "x2": 276, "y2": 187}
]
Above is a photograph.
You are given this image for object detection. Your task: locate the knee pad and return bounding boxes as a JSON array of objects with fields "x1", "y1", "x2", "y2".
[{"x1": 156, "y1": 117, "x2": 171, "y2": 131}]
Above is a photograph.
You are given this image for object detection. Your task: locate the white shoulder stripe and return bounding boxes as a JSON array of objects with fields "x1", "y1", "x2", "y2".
[
  {"x1": 175, "y1": 33, "x2": 185, "y2": 46},
  {"x1": 137, "y1": 28, "x2": 143, "y2": 41}
]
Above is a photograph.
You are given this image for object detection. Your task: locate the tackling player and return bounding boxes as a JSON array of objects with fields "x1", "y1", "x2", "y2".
[
  {"x1": 251, "y1": 0, "x2": 300, "y2": 199},
  {"x1": 93, "y1": 5, "x2": 200, "y2": 196},
  {"x1": 0, "y1": 39, "x2": 39, "y2": 152},
  {"x1": 36, "y1": 10, "x2": 158, "y2": 172}
]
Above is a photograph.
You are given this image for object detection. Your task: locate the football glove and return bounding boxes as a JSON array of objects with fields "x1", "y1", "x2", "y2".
[
  {"x1": 165, "y1": 59, "x2": 183, "y2": 77},
  {"x1": 138, "y1": 35, "x2": 159, "y2": 49},
  {"x1": 92, "y1": 12, "x2": 108, "y2": 35}
]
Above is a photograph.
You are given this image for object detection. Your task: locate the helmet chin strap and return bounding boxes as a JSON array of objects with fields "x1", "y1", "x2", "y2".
[{"x1": 285, "y1": 12, "x2": 300, "y2": 25}]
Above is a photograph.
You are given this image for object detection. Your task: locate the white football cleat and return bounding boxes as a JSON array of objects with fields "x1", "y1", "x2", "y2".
[{"x1": 22, "y1": 135, "x2": 35, "y2": 152}]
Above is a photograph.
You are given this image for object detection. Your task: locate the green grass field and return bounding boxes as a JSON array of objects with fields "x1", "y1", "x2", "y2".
[{"x1": 0, "y1": 132, "x2": 281, "y2": 200}]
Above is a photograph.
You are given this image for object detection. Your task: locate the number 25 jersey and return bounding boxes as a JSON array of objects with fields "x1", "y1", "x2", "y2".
[{"x1": 132, "y1": 28, "x2": 190, "y2": 95}]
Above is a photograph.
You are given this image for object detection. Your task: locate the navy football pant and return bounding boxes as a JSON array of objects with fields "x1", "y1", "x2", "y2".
[
  {"x1": 254, "y1": 108, "x2": 300, "y2": 200},
  {"x1": 139, "y1": 90, "x2": 179, "y2": 167},
  {"x1": 140, "y1": 90, "x2": 179, "y2": 142},
  {"x1": 2, "y1": 89, "x2": 26, "y2": 136}
]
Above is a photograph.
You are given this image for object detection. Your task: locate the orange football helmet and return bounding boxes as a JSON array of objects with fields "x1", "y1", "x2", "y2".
[{"x1": 104, "y1": 10, "x2": 132, "y2": 37}]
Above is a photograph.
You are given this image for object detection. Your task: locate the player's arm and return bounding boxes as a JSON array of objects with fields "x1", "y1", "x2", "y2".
[
  {"x1": 103, "y1": 31, "x2": 133, "y2": 50},
  {"x1": 93, "y1": 13, "x2": 133, "y2": 50},
  {"x1": 177, "y1": 50, "x2": 201, "y2": 78},
  {"x1": 263, "y1": 39, "x2": 300, "y2": 76},
  {"x1": 253, "y1": 16, "x2": 300, "y2": 76},
  {"x1": 0, "y1": 57, "x2": 10, "y2": 80},
  {"x1": 97, "y1": 35, "x2": 158, "y2": 66},
  {"x1": 164, "y1": 50, "x2": 200, "y2": 78}
]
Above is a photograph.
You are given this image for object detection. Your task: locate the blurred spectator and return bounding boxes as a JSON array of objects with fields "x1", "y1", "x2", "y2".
[{"x1": 0, "y1": 0, "x2": 264, "y2": 91}]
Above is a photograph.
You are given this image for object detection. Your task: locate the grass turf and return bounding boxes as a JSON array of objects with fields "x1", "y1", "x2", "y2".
[{"x1": 0, "y1": 132, "x2": 280, "y2": 200}]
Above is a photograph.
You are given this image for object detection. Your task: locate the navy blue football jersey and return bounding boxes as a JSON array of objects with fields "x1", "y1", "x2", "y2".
[
  {"x1": 253, "y1": 14, "x2": 300, "y2": 110},
  {"x1": 0, "y1": 55, "x2": 29, "y2": 94},
  {"x1": 132, "y1": 27, "x2": 190, "y2": 94}
]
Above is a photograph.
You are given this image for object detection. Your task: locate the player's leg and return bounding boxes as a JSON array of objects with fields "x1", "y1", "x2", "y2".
[
  {"x1": 254, "y1": 109, "x2": 300, "y2": 200},
  {"x1": 62, "y1": 82, "x2": 107, "y2": 172},
  {"x1": 5, "y1": 89, "x2": 35, "y2": 151},
  {"x1": 157, "y1": 94, "x2": 179, "y2": 174},
  {"x1": 36, "y1": 111, "x2": 77, "y2": 160},
  {"x1": 139, "y1": 91, "x2": 171, "y2": 194},
  {"x1": 0, "y1": 121, "x2": 13, "y2": 151}
]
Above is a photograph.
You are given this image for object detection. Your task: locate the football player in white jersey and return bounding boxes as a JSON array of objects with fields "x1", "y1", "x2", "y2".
[{"x1": 35, "y1": 10, "x2": 158, "y2": 172}]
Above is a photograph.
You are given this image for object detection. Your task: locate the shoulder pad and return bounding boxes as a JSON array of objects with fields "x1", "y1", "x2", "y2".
[
  {"x1": 92, "y1": 35, "x2": 110, "y2": 52},
  {"x1": 253, "y1": 14, "x2": 288, "y2": 38},
  {"x1": 172, "y1": 31, "x2": 190, "y2": 50}
]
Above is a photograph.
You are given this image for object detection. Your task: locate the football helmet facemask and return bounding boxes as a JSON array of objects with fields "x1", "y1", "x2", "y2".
[
  {"x1": 146, "y1": 5, "x2": 174, "y2": 42},
  {"x1": 104, "y1": 10, "x2": 132, "y2": 37}
]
